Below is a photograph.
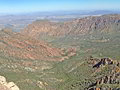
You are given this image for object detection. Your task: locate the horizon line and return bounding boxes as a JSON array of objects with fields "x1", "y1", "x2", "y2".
[{"x1": 0, "y1": 9, "x2": 120, "y2": 16}]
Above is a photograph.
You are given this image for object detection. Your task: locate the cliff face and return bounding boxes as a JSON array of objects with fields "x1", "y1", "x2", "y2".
[{"x1": 23, "y1": 14, "x2": 120, "y2": 38}]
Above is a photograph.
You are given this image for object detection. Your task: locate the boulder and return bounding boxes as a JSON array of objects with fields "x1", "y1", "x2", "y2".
[
  {"x1": 0, "y1": 76, "x2": 7, "y2": 85},
  {"x1": 7, "y1": 82, "x2": 19, "y2": 90},
  {"x1": 0, "y1": 76, "x2": 19, "y2": 90},
  {"x1": 0, "y1": 84, "x2": 9, "y2": 90}
]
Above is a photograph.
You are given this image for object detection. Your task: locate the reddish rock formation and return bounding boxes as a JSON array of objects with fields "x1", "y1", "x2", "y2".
[
  {"x1": 0, "y1": 29, "x2": 64, "y2": 61},
  {"x1": 23, "y1": 14, "x2": 120, "y2": 38}
]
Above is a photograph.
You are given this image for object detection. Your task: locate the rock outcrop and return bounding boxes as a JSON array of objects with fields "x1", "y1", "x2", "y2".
[
  {"x1": 88, "y1": 57, "x2": 120, "y2": 90},
  {"x1": 0, "y1": 76, "x2": 19, "y2": 90},
  {"x1": 93, "y1": 58, "x2": 113, "y2": 68}
]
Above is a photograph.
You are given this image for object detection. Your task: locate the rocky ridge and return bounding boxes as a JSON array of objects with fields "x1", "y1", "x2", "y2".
[
  {"x1": 23, "y1": 14, "x2": 120, "y2": 38},
  {"x1": 0, "y1": 29, "x2": 64, "y2": 61},
  {"x1": 88, "y1": 57, "x2": 120, "y2": 90}
]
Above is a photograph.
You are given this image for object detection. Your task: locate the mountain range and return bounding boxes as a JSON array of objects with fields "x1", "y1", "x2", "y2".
[
  {"x1": 0, "y1": 14, "x2": 120, "y2": 90},
  {"x1": 23, "y1": 14, "x2": 120, "y2": 37}
]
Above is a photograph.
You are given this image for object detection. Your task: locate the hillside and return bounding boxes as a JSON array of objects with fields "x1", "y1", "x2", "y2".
[
  {"x1": 0, "y1": 29, "x2": 64, "y2": 61},
  {"x1": 39, "y1": 56, "x2": 120, "y2": 90},
  {"x1": 21, "y1": 14, "x2": 120, "y2": 90},
  {"x1": 23, "y1": 14, "x2": 120, "y2": 38}
]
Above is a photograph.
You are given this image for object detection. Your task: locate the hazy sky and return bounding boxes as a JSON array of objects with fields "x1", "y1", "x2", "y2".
[{"x1": 0, "y1": 0, "x2": 120, "y2": 14}]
